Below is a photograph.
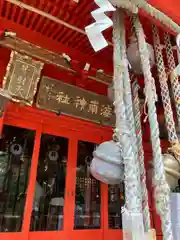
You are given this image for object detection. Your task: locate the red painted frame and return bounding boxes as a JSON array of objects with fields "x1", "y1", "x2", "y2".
[
  {"x1": 0, "y1": 102, "x2": 114, "y2": 240},
  {"x1": 0, "y1": 102, "x2": 163, "y2": 240}
]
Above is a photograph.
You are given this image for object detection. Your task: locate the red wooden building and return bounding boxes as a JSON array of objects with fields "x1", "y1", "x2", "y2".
[{"x1": 0, "y1": 0, "x2": 179, "y2": 240}]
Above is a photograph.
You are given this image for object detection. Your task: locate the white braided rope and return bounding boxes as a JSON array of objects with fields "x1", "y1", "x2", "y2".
[
  {"x1": 121, "y1": 16, "x2": 139, "y2": 182},
  {"x1": 110, "y1": 0, "x2": 138, "y2": 13},
  {"x1": 132, "y1": 15, "x2": 173, "y2": 240},
  {"x1": 110, "y1": 0, "x2": 180, "y2": 34},
  {"x1": 113, "y1": 9, "x2": 142, "y2": 216},
  {"x1": 164, "y1": 32, "x2": 180, "y2": 129},
  {"x1": 152, "y1": 25, "x2": 178, "y2": 144},
  {"x1": 132, "y1": 80, "x2": 151, "y2": 232},
  {"x1": 140, "y1": 2, "x2": 180, "y2": 34}
]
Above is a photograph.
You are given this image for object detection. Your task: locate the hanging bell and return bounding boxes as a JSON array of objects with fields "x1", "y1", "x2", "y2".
[
  {"x1": 127, "y1": 36, "x2": 155, "y2": 74},
  {"x1": 163, "y1": 153, "x2": 180, "y2": 190},
  {"x1": 148, "y1": 153, "x2": 180, "y2": 190},
  {"x1": 90, "y1": 140, "x2": 124, "y2": 185}
]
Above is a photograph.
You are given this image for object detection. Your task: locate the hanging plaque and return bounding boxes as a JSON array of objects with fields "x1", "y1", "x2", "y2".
[
  {"x1": 36, "y1": 76, "x2": 115, "y2": 126},
  {"x1": 3, "y1": 51, "x2": 44, "y2": 105}
]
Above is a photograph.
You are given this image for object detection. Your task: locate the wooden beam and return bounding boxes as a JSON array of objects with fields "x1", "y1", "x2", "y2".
[
  {"x1": 0, "y1": 35, "x2": 112, "y2": 85},
  {"x1": 0, "y1": 17, "x2": 113, "y2": 73}
]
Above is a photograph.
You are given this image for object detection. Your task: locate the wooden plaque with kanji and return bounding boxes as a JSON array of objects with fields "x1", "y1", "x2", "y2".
[
  {"x1": 36, "y1": 76, "x2": 115, "y2": 126},
  {"x1": 3, "y1": 51, "x2": 44, "y2": 105}
]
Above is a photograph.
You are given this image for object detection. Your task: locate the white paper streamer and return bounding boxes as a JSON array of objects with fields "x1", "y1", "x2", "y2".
[
  {"x1": 85, "y1": 0, "x2": 115, "y2": 52},
  {"x1": 86, "y1": 0, "x2": 180, "y2": 52}
]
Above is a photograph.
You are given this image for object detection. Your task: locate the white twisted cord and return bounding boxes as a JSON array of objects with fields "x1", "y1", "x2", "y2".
[
  {"x1": 110, "y1": 0, "x2": 180, "y2": 34},
  {"x1": 110, "y1": 0, "x2": 138, "y2": 13},
  {"x1": 164, "y1": 32, "x2": 180, "y2": 128},
  {"x1": 113, "y1": 9, "x2": 142, "y2": 215},
  {"x1": 132, "y1": 80, "x2": 151, "y2": 232},
  {"x1": 121, "y1": 14, "x2": 139, "y2": 181},
  {"x1": 122, "y1": 16, "x2": 149, "y2": 231},
  {"x1": 86, "y1": 0, "x2": 180, "y2": 52},
  {"x1": 132, "y1": 15, "x2": 173, "y2": 240},
  {"x1": 152, "y1": 25, "x2": 178, "y2": 144},
  {"x1": 140, "y1": 2, "x2": 180, "y2": 34}
]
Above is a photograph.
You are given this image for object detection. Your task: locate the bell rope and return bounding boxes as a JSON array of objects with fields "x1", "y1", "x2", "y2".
[
  {"x1": 132, "y1": 15, "x2": 173, "y2": 240},
  {"x1": 113, "y1": 8, "x2": 142, "y2": 216},
  {"x1": 132, "y1": 80, "x2": 151, "y2": 231}
]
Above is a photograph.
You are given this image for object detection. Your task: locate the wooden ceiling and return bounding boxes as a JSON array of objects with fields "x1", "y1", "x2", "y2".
[{"x1": 0, "y1": 0, "x2": 179, "y2": 76}]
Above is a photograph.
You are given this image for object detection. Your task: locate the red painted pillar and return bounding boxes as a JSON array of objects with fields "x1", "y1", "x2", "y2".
[{"x1": 0, "y1": 47, "x2": 11, "y2": 136}]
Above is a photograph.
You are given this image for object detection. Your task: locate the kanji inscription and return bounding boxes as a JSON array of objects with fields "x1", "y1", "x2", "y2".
[
  {"x1": 36, "y1": 76, "x2": 115, "y2": 126},
  {"x1": 3, "y1": 51, "x2": 44, "y2": 105}
]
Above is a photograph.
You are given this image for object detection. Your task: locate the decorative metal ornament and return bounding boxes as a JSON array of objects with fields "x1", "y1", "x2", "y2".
[
  {"x1": 85, "y1": 156, "x2": 92, "y2": 166},
  {"x1": 90, "y1": 140, "x2": 124, "y2": 184},
  {"x1": 48, "y1": 150, "x2": 59, "y2": 161},
  {"x1": 127, "y1": 37, "x2": 155, "y2": 74},
  {"x1": 10, "y1": 143, "x2": 23, "y2": 156}
]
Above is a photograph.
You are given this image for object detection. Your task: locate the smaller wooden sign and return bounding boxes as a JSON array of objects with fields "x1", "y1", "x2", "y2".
[
  {"x1": 3, "y1": 51, "x2": 44, "y2": 105},
  {"x1": 36, "y1": 76, "x2": 115, "y2": 126}
]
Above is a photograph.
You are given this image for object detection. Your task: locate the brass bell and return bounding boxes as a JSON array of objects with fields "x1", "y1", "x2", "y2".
[
  {"x1": 90, "y1": 140, "x2": 124, "y2": 185},
  {"x1": 127, "y1": 37, "x2": 155, "y2": 75},
  {"x1": 148, "y1": 153, "x2": 180, "y2": 190},
  {"x1": 163, "y1": 153, "x2": 180, "y2": 190}
]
